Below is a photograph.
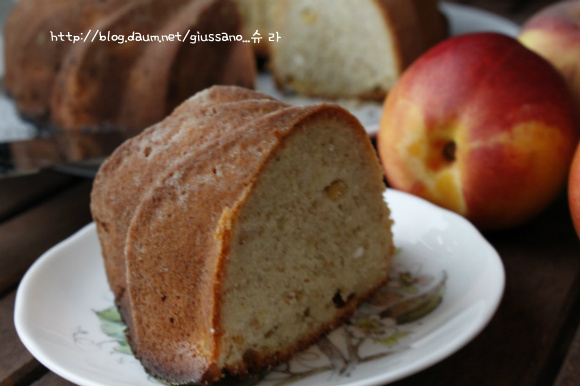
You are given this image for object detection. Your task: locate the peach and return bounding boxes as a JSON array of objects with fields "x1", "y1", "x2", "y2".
[
  {"x1": 518, "y1": 0, "x2": 580, "y2": 116},
  {"x1": 378, "y1": 33, "x2": 579, "y2": 230},
  {"x1": 569, "y1": 143, "x2": 580, "y2": 238}
]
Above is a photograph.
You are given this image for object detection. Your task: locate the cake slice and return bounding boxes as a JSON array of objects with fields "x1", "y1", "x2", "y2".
[
  {"x1": 91, "y1": 86, "x2": 394, "y2": 384},
  {"x1": 269, "y1": 0, "x2": 444, "y2": 100}
]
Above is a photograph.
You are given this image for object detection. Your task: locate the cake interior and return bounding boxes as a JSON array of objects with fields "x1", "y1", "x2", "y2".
[
  {"x1": 217, "y1": 114, "x2": 393, "y2": 370},
  {"x1": 272, "y1": 0, "x2": 397, "y2": 98}
]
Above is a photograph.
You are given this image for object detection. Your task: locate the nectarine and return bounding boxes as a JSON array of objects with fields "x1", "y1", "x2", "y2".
[
  {"x1": 378, "y1": 32, "x2": 579, "y2": 230},
  {"x1": 569, "y1": 143, "x2": 580, "y2": 238},
  {"x1": 519, "y1": 0, "x2": 580, "y2": 116}
]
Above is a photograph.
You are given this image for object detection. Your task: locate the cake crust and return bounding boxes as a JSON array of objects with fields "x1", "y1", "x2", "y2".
[
  {"x1": 91, "y1": 87, "x2": 285, "y2": 332},
  {"x1": 91, "y1": 86, "x2": 394, "y2": 385}
]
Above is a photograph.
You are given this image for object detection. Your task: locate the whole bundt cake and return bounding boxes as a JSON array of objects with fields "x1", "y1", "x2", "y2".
[
  {"x1": 3, "y1": 0, "x2": 256, "y2": 134},
  {"x1": 4, "y1": 0, "x2": 446, "y2": 134},
  {"x1": 90, "y1": 85, "x2": 394, "y2": 384}
]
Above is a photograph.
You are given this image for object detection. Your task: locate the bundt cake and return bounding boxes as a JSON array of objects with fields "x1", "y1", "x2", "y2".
[
  {"x1": 90, "y1": 85, "x2": 394, "y2": 384},
  {"x1": 268, "y1": 0, "x2": 447, "y2": 100},
  {"x1": 3, "y1": 0, "x2": 256, "y2": 134},
  {"x1": 4, "y1": 0, "x2": 122, "y2": 122}
]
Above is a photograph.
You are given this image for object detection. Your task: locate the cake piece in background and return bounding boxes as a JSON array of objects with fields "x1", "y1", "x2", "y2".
[
  {"x1": 3, "y1": 0, "x2": 256, "y2": 135},
  {"x1": 268, "y1": 0, "x2": 447, "y2": 100},
  {"x1": 3, "y1": 0, "x2": 124, "y2": 123}
]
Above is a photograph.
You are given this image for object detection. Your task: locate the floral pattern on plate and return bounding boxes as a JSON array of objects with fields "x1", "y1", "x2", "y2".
[{"x1": 81, "y1": 252, "x2": 446, "y2": 386}]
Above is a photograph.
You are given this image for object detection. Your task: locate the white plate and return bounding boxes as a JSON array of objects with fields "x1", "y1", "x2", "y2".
[{"x1": 15, "y1": 189, "x2": 504, "y2": 386}]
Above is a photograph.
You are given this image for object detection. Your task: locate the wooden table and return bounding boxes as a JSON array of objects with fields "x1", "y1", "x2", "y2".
[{"x1": 1, "y1": 1, "x2": 579, "y2": 385}]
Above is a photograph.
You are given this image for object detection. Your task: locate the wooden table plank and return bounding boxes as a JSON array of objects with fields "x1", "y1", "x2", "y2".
[
  {"x1": 0, "y1": 170, "x2": 80, "y2": 223},
  {"x1": 29, "y1": 372, "x2": 76, "y2": 386},
  {"x1": 0, "y1": 181, "x2": 93, "y2": 295},
  {"x1": 0, "y1": 291, "x2": 46, "y2": 386},
  {"x1": 555, "y1": 322, "x2": 580, "y2": 386}
]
